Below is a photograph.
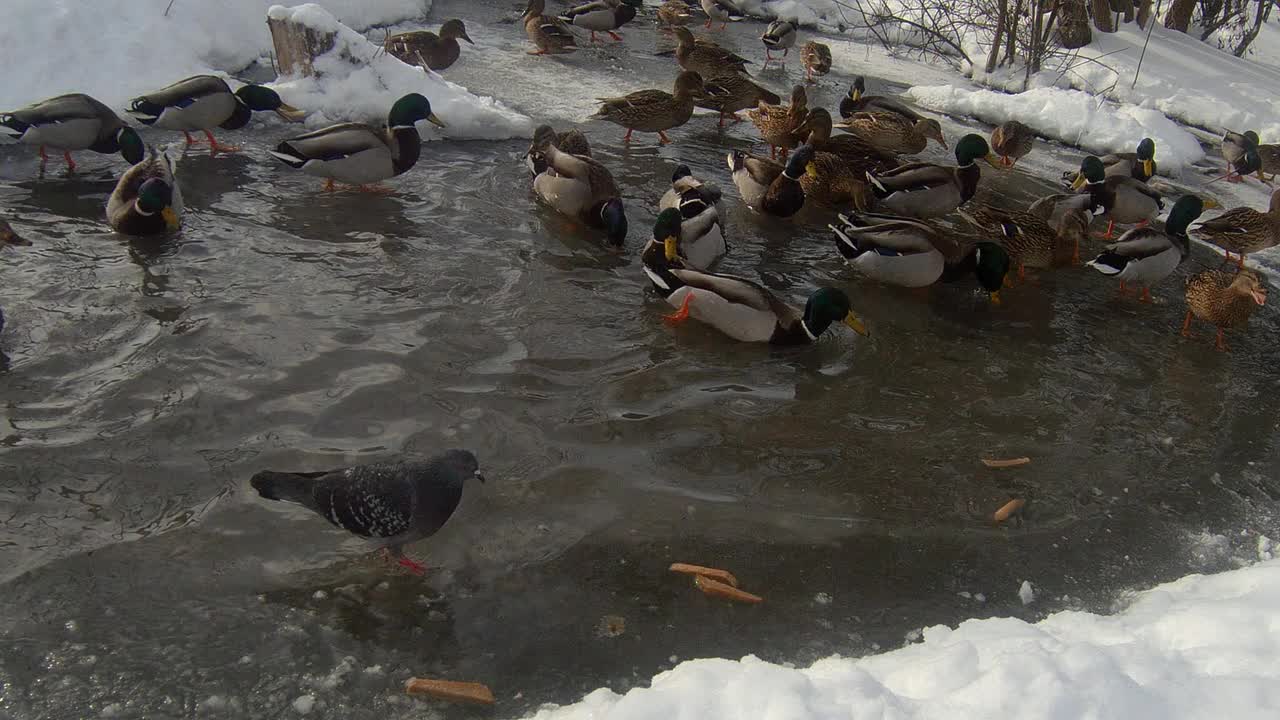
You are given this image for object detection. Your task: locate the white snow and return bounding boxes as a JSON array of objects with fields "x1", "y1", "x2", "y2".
[
  {"x1": 526, "y1": 559, "x2": 1280, "y2": 720},
  {"x1": 266, "y1": 5, "x2": 531, "y2": 138},
  {"x1": 906, "y1": 85, "x2": 1205, "y2": 174},
  {"x1": 0, "y1": 0, "x2": 429, "y2": 111},
  {"x1": 0, "y1": 0, "x2": 530, "y2": 142}
]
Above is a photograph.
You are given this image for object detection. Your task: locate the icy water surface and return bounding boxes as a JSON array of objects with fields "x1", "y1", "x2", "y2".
[{"x1": 2, "y1": 2, "x2": 1280, "y2": 718}]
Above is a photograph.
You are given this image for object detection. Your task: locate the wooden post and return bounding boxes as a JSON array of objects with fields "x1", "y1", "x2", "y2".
[{"x1": 267, "y1": 16, "x2": 336, "y2": 77}]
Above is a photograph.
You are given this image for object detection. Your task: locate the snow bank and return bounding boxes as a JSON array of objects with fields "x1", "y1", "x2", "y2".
[
  {"x1": 906, "y1": 85, "x2": 1204, "y2": 174},
  {"x1": 527, "y1": 559, "x2": 1280, "y2": 720},
  {"x1": 266, "y1": 5, "x2": 531, "y2": 139},
  {"x1": 1052, "y1": 23, "x2": 1280, "y2": 143},
  {"x1": 0, "y1": 0, "x2": 431, "y2": 112}
]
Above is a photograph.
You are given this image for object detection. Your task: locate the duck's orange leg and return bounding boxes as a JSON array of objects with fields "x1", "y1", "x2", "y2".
[
  {"x1": 658, "y1": 130, "x2": 672, "y2": 145},
  {"x1": 1180, "y1": 310, "x2": 1193, "y2": 337},
  {"x1": 664, "y1": 293, "x2": 693, "y2": 323}
]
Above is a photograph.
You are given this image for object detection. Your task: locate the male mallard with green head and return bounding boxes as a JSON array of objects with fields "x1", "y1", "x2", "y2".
[
  {"x1": 1087, "y1": 195, "x2": 1205, "y2": 302},
  {"x1": 1071, "y1": 155, "x2": 1163, "y2": 239},
  {"x1": 1102, "y1": 138, "x2": 1157, "y2": 182},
  {"x1": 129, "y1": 76, "x2": 304, "y2": 153},
  {"x1": 268, "y1": 93, "x2": 445, "y2": 191},
  {"x1": 593, "y1": 71, "x2": 705, "y2": 144},
  {"x1": 384, "y1": 20, "x2": 475, "y2": 71},
  {"x1": 761, "y1": 19, "x2": 797, "y2": 64},
  {"x1": 937, "y1": 240, "x2": 1011, "y2": 303},
  {"x1": 523, "y1": 0, "x2": 578, "y2": 55},
  {"x1": 866, "y1": 134, "x2": 998, "y2": 219},
  {"x1": 560, "y1": 0, "x2": 640, "y2": 43},
  {"x1": 528, "y1": 126, "x2": 629, "y2": 248},
  {"x1": 839, "y1": 77, "x2": 921, "y2": 121},
  {"x1": 1221, "y1": 130, "x2": 1264, "y2": 183},
  {"x1": 958, "y1": 203, "x2": 1069, "y2": 281},
  {"x1": 1182, "y1": 269, "x2": 1268, "y2": 351},
  {"x1": 1, "y1": 93, "x2": 145, "y2": 171},
  {"x1": 1193, "y1": 188, "x2": 1280, "y2": 269},
  {"x1": 728, "y1": 144, "x2": 817, "y2": 218},
  {"x1": 829, "y1": 212, "x2": 962, "y2": 288},
  {"x1": 643, "y1": 223, "x2": 868, "y2": 343},
  {"x1": 108, "y1": 147, "x2": 183, "y2": 236},
  {"x1": 989, "y1": 120, "x2": 1033, "y2": 168},
  {"x1": 653, "y1": 191, "x2": 726, "y2": 270}
]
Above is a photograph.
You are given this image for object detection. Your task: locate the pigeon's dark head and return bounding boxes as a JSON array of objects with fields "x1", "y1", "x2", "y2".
[{"x1": 441, "y1": 448, "x2": 484, "y2": 484}]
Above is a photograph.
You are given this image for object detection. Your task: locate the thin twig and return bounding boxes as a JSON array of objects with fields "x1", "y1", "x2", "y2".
[
  {"x1": 1132, "y1": 0, "x2": 1162, "y2": 89},
  {"x1": 164, "y1": 0, "x2": 176, "y2": 16}
]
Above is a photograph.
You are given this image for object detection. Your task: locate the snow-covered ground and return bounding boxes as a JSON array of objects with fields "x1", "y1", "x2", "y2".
[
  {"x1": 528, "y1": 556, "x2": 1280, "y2": 720},
  {"x1": 0, "y1": 0, "x2": 530, "y2": 140},
  {"x1": 906, "y1": 85, "x2": 1205, "y2": 174}
]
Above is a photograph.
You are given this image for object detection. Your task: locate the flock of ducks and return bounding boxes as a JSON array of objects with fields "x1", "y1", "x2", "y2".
[{"x1": 1, "y1": 0, "x2": 1276, "y2": 353}]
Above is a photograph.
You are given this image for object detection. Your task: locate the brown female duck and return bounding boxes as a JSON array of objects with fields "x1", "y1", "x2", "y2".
[
  {"x1": 593, "y1": 71, "x2": 705, "y2": 144},
  {"x1": 1182, "y1": 269, "x2": 1268, "y2": 351},
  {"x1": 383, "y1": 20, "x2": 474, "y2": 71},
  {"x1": 748, "y1": 84, "x2": 807, "y2": 160},
  {"x1": 836, "y1": 111, "x2": 946, "y2": 156}
]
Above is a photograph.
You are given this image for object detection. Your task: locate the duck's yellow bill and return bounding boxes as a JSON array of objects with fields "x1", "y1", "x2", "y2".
[
  {"x1": 851, "y1": 88, "x2": 862, "y2": 101},
  {"x1": 805, "y1": 162, "x2": 818, "y2": 179},
  {"x1": 427, "y1": 112, "x2": 447, "y2": 129},
  {"x1": 843, "y1": 311, "x2": 869, "y2": 336},
  {"x1": 1070, "y1": 172, "x2": 1086, "y2": 190},
  {"x1": 161, "y1": 207, "x2": 180, "y2": 231},
  {"x1": 1142, "y1": 159, "x2": 1154, "y2": 177},
  {"x1": 664, "y1": 237, "x2": 679, "y2": 261},
  {"x1": 984, "y1": 153, "x2": 1001, "y2": 169},
  {"x1": 1203, "y1": 196, "x2": 1221, "y2": 209},
  {"x1": 989, "y1": 290, "x2": 1001, "y2": 306},
  {"x1": 275, "y1": 104, "x2": 307, "y2": 122}
]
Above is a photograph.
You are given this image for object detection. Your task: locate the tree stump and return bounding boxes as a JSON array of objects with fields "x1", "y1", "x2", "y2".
[
  {"x1": 1059, "y1": 0, "x2": 1093, "y2": 48},
  {"x1": 267, "y1": 16, "x2": 336, "y2": 77}
]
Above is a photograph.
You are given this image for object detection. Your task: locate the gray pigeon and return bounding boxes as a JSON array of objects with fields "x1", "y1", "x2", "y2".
[{"x1": 250, "y1": 449, "x2": 483, "y2": 574}]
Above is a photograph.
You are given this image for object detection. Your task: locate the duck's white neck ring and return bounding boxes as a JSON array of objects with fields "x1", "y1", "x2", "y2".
[
  {"x1": 133, "y1": 201, "x2": 155, "y2": 217},
  {"x1": 391, "y1": 124, "x2": 417, "y2": 131},
  {"x1": 783, "y1": 169, "x2": 801, "y2": 180},
  {"x1": 958, "y1": 161, "x2": 975, "y2": 168},
  {"x1": 800, "y1": 319, "x2": 818, "y2": 341},
  {"x1": 1087, "y1": 179, "x2": 1105, "y2": 186}
]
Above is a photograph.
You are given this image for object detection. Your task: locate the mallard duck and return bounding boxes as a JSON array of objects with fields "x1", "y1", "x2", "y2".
[
  {"x1": 697, "y1": 72, "x2": 779, "y2": 127},
  {"x1": 990, "y1": 120, "x2": 1033, "y2": 168},
  {"x1": 1071, "y1": 155, "x2": 1163, "y2": 239},
  {"x1": 672, "y1": 27, "x2": 750, "y2": 77},
  {"x1": 1, "y1": 219, "x2": 31, "y2": 248},
  {"x1": 1101, "y1": 137, "x2": 1157, "y2": 182},
  {"x1": 129, "y1": 76, "x2": 303, "y2": 153},
  {"x1": 938, "y1": 240, "x2": 1011, "y2": 302},
  {"x1": 107, "y1": 147, "x2": 183, "y2": 236},
  {"x1": 835, "y1": 111, "x2": 946, "y2": 156},
  {"x1": 528, "y1": 126, "x2": 628, "y2": 247},
  {"x1": 268, "y1": 93, "x2": 444, "y2": 191},
  {"x1": 1025, "y1": 192, "x2": 1099, "y2": 264},
  {"x1": 593, "y1": 71, "x2": 704, "y2": 144},
  {"x1": 866, "y1": 134, "x2": 997, "y2": 219},
  {"x1": 523, "y1": 0, "x2": 578, "y2": 55},
  {"x1": 1182, "y1": 269, "x2": 1268, "y2": 351},
  {"x1": 761, "y1": 20, "x2": 797, "y2": 63},
  {"x1": 1, "y1": 93, "x2": 145, "y2": 171},
  {"x1": 828, "y1": 212, "x2": 964, "y2": 287},
  {"x1": 525, "y1": 126, "x2": 591, "y2": 175},
  {"x1": 560, "y1": 0, "x2": 639, "y2": 43},
  {"x1": 642, "y1": 235, "x2": 867, "y2": 343},
  {"x1": 748, "y1": 85, "x2": 807, "y2": 160},
  {"x1": 658, "y1": 0, "x2": 694, "y2": 26},
  {"x1": 654, "y1": 181, "x2": 726, "y2": 269},
  {"x1": 728, "y1": 144, "x2": 816, "y2": 218},
  {"x1": 792, "y1": 108, "x2": 897, "y2": 168},
  {"x1": 701, "y1": 0, "x2": 738, "y2": 30},
  {"x1": 800, "y1": 41, "x2": 831, "y2": 82},
  {"x1": 839, "y1": 77, "x2": 922, "y2": 121},
  {"x1": 1086, "y1": 195, "x2": 1204, "y2": 301},
  {"x1": 1193, "y1": 188, "x2": 1280, "y2": 268},
  {"x1": 1256, "y1": 142, "x2": 1280, "y2": 182},
  {"x1": 960, "y1": 204, "x2": 1053, "y2": 277},
  {"x1": 383, "y1": 20, "x2": 474, "y2": 71},
  {"x1": 1221, "y1": 130, "x2": 1262, "y2": 182}
]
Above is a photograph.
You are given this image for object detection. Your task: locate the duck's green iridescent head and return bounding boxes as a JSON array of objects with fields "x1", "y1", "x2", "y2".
[
  {"x1": 653, "y1": 208, "x2": 683, "y2": 259},
  {"x1": 601, "y1": 198, "x2": 628, "y2": 248},
  {"x1": 117, "y1": 127, "x2": 145, "y2": 165},
  {"x1": 802, "y1": 287, "x2": 868, "y2": 338},
  {"x1": 137, "y1": 177, "x2": 173, "y2": 215},
  {"x1": 236, "y1": 85, "x2": 284, "y2": 111},
  {"x1": 1072, "y1": 155, "x2": 1107, "y2": 188},
  {"x1": 1136, "y1": 137, "x2": 1156, "y2": 178},
  {"x1": 389, "y1": 93, "x2": 445, "y2": 129},
  {"x1": 1244, "y1": 130, "x2": 1260, "y2": 147},
  {"x1": 851, "y1": 76, "x2": 866, "y2": 100},
  {"x1": 954, "y1": 134, "x2": 995, "y2": 167},
  {"x1": 1165, "y1": 195, "x2": 1205, "y2": 237},
  {"x1": 972, "y1": 242, "x2": 1010, "y2": 298}
]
